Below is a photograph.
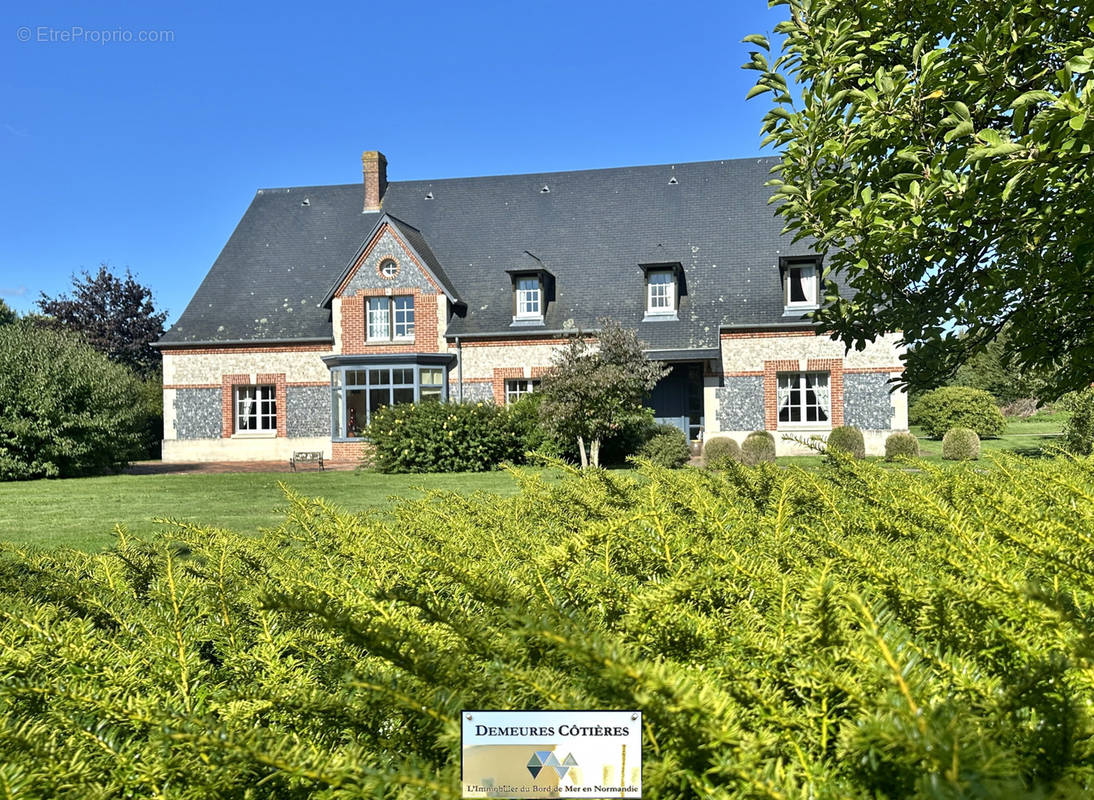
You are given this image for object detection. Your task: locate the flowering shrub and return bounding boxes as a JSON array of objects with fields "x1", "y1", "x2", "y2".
[
  {"x1": 367, "y1": 401, "x2": 523, "y2": 472},
  {"x1": 2, "y1": 456, "x2": 1094, "y2": 796}
]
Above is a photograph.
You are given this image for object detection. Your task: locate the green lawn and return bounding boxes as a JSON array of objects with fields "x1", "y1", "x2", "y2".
[{"x1": 0, "y1": 469, "x2": 539, "y2": 552}]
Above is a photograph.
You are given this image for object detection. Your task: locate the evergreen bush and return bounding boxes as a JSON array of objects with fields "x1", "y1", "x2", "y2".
[
  {"x1": 703, "y1": 435, "x2": 741, "y2": 468},
  {"x1": 505, "y1": 392, "x2": 564, "y2": 459},
  {"x1": 0, "y1": 323, "x2": 145, "y2": 480},
  {"x1": 910, "y1": 386, "x2": 1005, "y2": 438},
  {"x1": 826, "y1": 425, "x2": 866, "y2": 458},
  {"x1": 942, "y1": 426, "x2": 981, "y2": 461},
  {"x1": 741, "y1": 430, "x2": 776, "y2": 464},
  {"x1": 367, "y1": 401, "x2": 522, "y2": 472},
  {"x1": 2, "y1": 457, "x2": 1094, "y2": 796},
  {"x1": 1060, "y1": 388, "x2": 1094, "y2": 456},
  {"x1": 884, "y1": 431, "x2": 920, "y2": 460},
  {"x1": 636, "y1": 424, "x2": 690, "y2": 468}
]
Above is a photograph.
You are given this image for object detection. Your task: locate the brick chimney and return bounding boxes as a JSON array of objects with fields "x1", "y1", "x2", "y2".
[{"x1": 362, "y1": 150, "x2": 388, "y2": 212}]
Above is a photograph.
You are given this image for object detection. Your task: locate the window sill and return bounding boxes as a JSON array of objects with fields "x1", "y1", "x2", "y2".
[
  {"x1": 643, "y1": 312, "x2": 678, "y2": 322},
  {"x1": 511, "y1": 316, "x2": 545, "y2": 326},
  {"x1": 782, "y1": 305, "x2": 819, "y2": 316},
  {"x1": 231, "y1": 432, "x2": 277, "y2": 439},
  {"x1": 364, "y1": 339, "x2": 415, "y2": 346}
]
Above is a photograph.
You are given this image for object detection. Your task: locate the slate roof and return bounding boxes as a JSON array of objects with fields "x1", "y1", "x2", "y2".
[{"x1": 158, "y1": 157, "x2": 840, "y2": 351}]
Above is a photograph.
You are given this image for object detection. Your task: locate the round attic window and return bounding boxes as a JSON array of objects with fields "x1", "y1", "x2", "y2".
[{"x1": 378, "y1": 257, "x2": 399, "y2": 279}]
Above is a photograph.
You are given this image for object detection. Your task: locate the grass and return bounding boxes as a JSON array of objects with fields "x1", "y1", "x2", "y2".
[{"x1": 0, "y1": 470, "x2": 542, "y2": 552}]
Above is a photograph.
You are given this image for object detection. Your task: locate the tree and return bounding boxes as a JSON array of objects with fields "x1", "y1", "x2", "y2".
[
  {"x1": 0, "y1": 323, "x2": 145, "y2": 480},
  {"x1": 746, "y1": 1, "x2": 1094, "y2": 398},
  {"x1": 37, "y1": 264, "x2": 167, "y2": 378},
  {"x1": 0, "y1": 299, "x2": 16, "y2": 326},
  {"x1": 538, "y1": 320, "x2": 668, "y2": 468}
]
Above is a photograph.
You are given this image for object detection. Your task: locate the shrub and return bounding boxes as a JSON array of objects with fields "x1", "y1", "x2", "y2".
[
  {"x1": 1060, "y1": 388, "x2": 1094, "y2": 456},
  {"x1": 911, "y1": 386, "x2": 1006, "y2": 438},
  {"x1": 741, "y1": 430, "x2": 776, "y2": 465},
  {"x1": 367, "y1": 401, "x2": 522, "y2": 472},
  {"x1": 505, "y1": 392, "x2": 564, "y2": 459},
  {"x1": 0, "y1": 323, "x2": 145, "y2": 480},
  {"x1": 884, "y1": 431, "x2": 920, "y2": 460},
  {"x1": 637, "y1": 424, "x2": 691, "y2": 468},
  {"x1": 826, "y1": 425, "x2": 865, "y2": 458},
  {"x1": 703, "y1": 436, "x2": 741, "y2": 468},
  {"x1": 942, "y1": 426, "x2": 980, "y2": 461},
  {"x1": 2, "y1": 458, "x2": 1094, "y2": 796}
]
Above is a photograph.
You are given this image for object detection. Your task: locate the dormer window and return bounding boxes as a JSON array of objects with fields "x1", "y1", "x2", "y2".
[
  {"x1": 783, "y1": 258, "x2": 820, "y2": 310},
  {"x1": 515, "y1": 276, "x2": 542, "y2": 319},
  {"x1": 646, "y1": 270, "x2": 676, "y2": 314}
]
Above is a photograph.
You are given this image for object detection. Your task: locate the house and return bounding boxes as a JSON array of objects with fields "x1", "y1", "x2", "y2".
[{"x1": 155, "y1": 151, "x2": 908, "y2": 461}]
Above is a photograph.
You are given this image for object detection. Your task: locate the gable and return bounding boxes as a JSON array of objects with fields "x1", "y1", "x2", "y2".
[{"x1": 336, "y1": 224, "x2": 443, "y2": 298}]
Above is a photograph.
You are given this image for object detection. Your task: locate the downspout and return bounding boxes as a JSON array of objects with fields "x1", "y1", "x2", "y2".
[{"x1": 456, "y1": 336, "x2": 464, "y2": 403}]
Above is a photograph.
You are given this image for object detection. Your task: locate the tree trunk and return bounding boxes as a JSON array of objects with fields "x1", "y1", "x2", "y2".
[
  {"x1": 577, "y1": 436, "x2": 589, "y2": 469},
  {"x1": 590, "y1": 438, "x2": 601, "y2": 468}
]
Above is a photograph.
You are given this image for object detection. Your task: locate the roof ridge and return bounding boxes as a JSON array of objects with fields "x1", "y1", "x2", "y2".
[{"x1": 254, "y1": 155, "x2": 780, "y2": 194}]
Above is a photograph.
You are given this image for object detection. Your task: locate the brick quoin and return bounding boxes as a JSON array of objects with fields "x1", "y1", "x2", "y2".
[
  {"x1": 763, "y1": 360, "x2": 800, "y2": 431},
  {"x1": 807, "y1": 358, "x2": 844, "y2": 427},
  {"x1": 340, "y1": 287, "x2": 439, "y2": 355},
  {"x1": 257, "y1": 373, "x2": 288, "y2": 437},
  {"x1": 166, "y1": 343, "x2": 330, "y2": 356},
  {"x1": 722, "y1": 329, "x2": 817, "y2": 340},
  {"x1": 492, "y1": 367, "x2": 525, "y2": 405},
  {"x1": 220, "y1": 373, "x2": 250, "y2": 438},
  {"x1": 530, "y1": 366, "x2": 551, "y2": 378}
]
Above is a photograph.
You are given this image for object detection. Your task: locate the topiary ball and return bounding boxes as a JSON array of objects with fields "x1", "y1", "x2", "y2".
[
  {"x1": 741, "y1": 430, "x2": 776, "y2": 465},
  {"x1": 703, "y1": 436, "x2": 741, "y2": 468},
  {"x1": 942, "y1": 427, "x2": 980, "y2": 461},
  {"x1": 910, "y1": 386, "x2": 1006, "y2": 439},
  {"x1": 826, "y1": 425, "x2": 866, "y2": 459},
  {"x1": 884, "y1": 432, "x2": 920, "y2": 461},
  {"x1": 637, "y1": 425, "x2": 691, "y2": 469}
]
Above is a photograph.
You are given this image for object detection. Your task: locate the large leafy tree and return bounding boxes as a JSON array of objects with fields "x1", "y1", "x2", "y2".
[
  {"x1": 538, "y1": 320, "x2": 668, "y2": 468},
  {"x1": 746, "y1": 1, "x2": 1094, "y2": 397},
  {"x1": 0, "y1": 299, "x2": 17, "y2": 326},
  {"x1": 37, "y1": 264, "x2": 167, "y2": 378}
]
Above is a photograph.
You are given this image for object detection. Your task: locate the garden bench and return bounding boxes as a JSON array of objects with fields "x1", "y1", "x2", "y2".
[{"x1": 289, "y1": 451, "x2": 324, "y2": 472}]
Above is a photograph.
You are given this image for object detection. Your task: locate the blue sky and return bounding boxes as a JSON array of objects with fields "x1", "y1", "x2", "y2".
[{"x1": 1, "y1": 1, "x2": 785, "y2": 324}]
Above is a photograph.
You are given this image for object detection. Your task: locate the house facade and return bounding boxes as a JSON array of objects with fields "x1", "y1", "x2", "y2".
[{"x1": 157, "y1": 151, "x2": 907, "y2": 461}]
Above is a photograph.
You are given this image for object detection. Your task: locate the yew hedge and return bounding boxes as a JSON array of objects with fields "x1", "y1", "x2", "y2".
[{"x1": 2, "y1": 455, "x2": 1094, "y2": 797}]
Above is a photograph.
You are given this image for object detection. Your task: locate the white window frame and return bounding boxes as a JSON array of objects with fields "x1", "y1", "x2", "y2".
[
  {"x1": 367, "y1": 295, "x2": 415, "y2": 342},
  {"x1": 504, "y1": 378, "x2": 540, "y2": 405},
  {"x1": 235, "y1": 385, "x2": 277, "y2": 433},
  {"x1": 515, "y1": 277, "x2": 542, "y2": 319},
  {"x1": 776, "y1": 372, "x2": 831, "y2": 428},
  {"x1": 646, "y1": 269, "x2": 676, "y2": 314},
  {"x1": 784, "y1": 261, "x2": 819, "y2": 309}
]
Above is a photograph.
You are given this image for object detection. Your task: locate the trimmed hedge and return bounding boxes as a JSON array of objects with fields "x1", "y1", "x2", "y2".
[
  {"x1": 367, "y1": 401, "x2": 522, "y2": 472},
  {"x1": 703, "y1": 436, "x2": 742, "y2": 468},
  {"x1": 885, "y1": 431, "x2": 920, "y2": 460},
  {"x1": 742, "y1": 430, "x2": 776, "y2": 465},
  {"x1": 826, "y1": 425, "x2": 865, "y2": 459},
  {"x1": 637, "y1": 424, "x2": 691, "y2": 468},
  {"x1": 911, "y1": 386, "x2": 1006, "y2": 438},
  {"x1": 3, "y1": 457, "x2": 1094, "y2": 796},
  {"x1": 942, "y1": 426, "x2": 981, "y2": 461}
]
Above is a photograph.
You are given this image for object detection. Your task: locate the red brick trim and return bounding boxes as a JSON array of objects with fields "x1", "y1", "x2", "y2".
[
  {"x1": 332, "y1": 440, "x2": 375, "y2": 463},
  {"x1": 807, "y1": 359, "x2": 844, "y2": 427},
  {"x1": 287, "y1": 381, "x2": 330, "y2": 387},
  {"x1": 168, "y1": 344, "x2": 331, "y2": 356},
  {"x1": 165, "y1": 383, "x2": 219, "y2": 390},
  {"x1": 530, "y1": 366, "x2": 552, "y2": 378},
  {"x1": 459, "y1": 336, "x2": 585, "y2": 347},
  {"x1": 492, "y1": 367, "x2": 525, "y2": 405},
  {"x1": 332, "y1": 222, "x2": 445, "y2": 298},
  {"x1": 221, "y1": 373, "x2": 287, "y2": 438},
  {"x1": 722, "y1": 330, "x2": 817, "y2": 340},
  {"x1": 257, "y1": 373, "x2": 288, "y2": 437},
  {"x1": 221, "y1": 373, "x2": 250, "y2": 438},
  {"x1": 843, "y1": 366, "x2": 905, "y2": 374},
  {"x1": 340, "y1": 287, "x2": 439, "y2": 355},
  {"x1": 723, "y1": 371, "x2": 764, "y2": 378},
  {"x1": 763, "y1": 360, "x2": 800, "y2": 430}
]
